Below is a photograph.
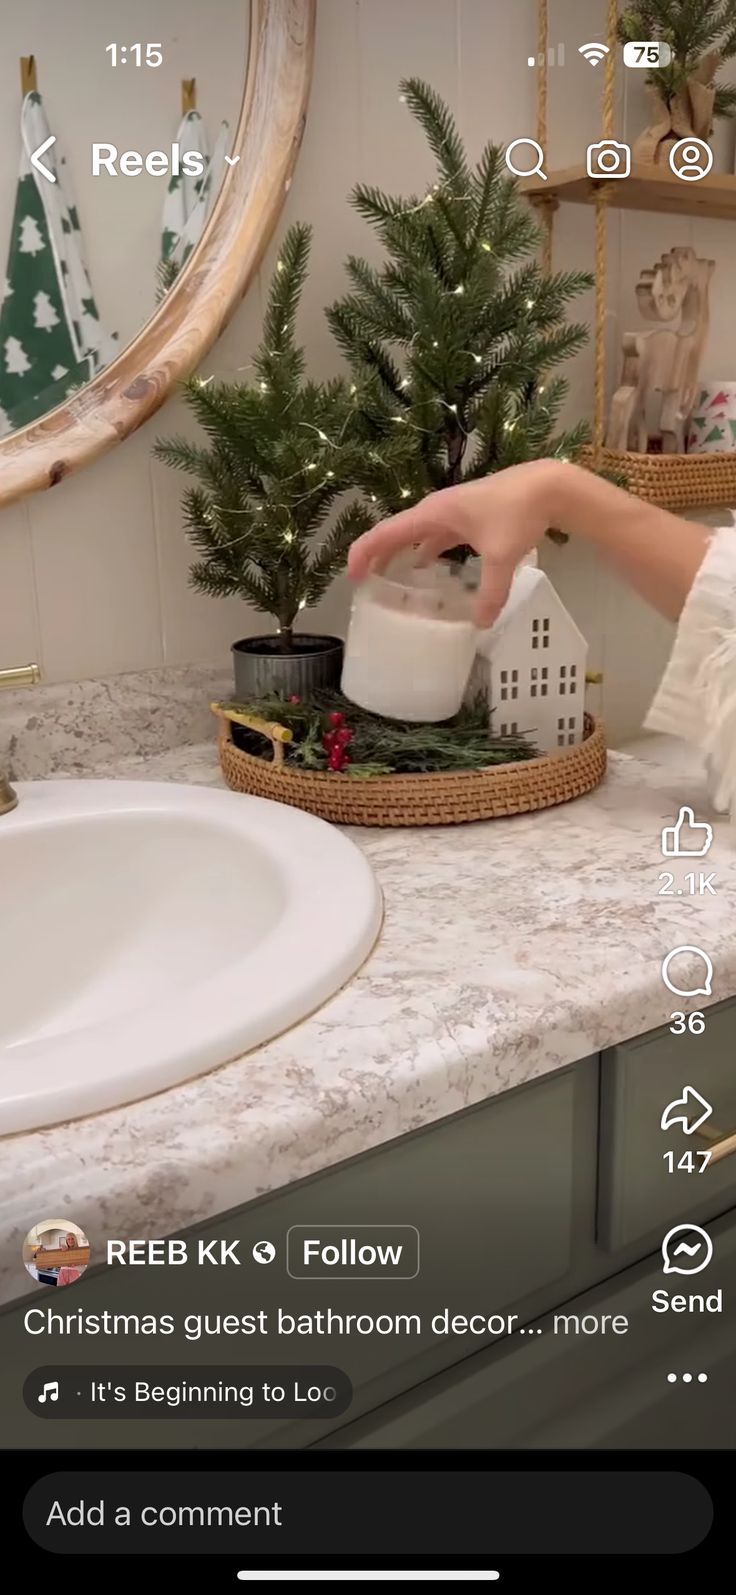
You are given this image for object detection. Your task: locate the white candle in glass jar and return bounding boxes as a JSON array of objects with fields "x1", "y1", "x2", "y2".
[{"x1": 341, "y1": 569, "x2": 478, "y2": 722}]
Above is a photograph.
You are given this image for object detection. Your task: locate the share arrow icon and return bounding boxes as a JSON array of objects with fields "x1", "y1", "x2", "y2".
[
  {"x1": 30, "y1": 134, "x2": 57, "y2": 183},
  {"x1": 660, "y1": 1086, "x2": 713, "y2": 1135}
]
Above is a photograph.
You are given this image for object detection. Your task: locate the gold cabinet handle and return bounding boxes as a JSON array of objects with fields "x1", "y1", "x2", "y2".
[{"x1": 695, "y1": 1123, "x2": 736, "y2": 1165}]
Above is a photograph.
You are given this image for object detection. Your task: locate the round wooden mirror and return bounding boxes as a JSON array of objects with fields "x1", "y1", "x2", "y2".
[{"x1": 0, "y1": 0, "x2": 315, "y2": 509}]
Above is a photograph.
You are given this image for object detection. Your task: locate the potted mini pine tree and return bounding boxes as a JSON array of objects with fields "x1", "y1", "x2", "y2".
[
  {"x1": 154, "y1": 224, "x2": 374, "y2": 698},
  {"x1": 617, "y1": 1, "x2": 736, "y2": 162},
  {"x1": 327, "y1": 79, "x2": 594, "y2": 556}
]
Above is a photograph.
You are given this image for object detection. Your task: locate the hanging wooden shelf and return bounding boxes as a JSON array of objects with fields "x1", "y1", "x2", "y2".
[
  {"x1": 528, "y1": 0, "x2": 736, "y2": 513},
  {"x1": 522, "y1": 162, "x2": 736, "y2": 223}
]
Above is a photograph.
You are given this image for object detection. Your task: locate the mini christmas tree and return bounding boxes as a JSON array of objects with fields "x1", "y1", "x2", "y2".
[
  {"x1": 327, "y1": 79, "x2": 593, "y2": 545},
  {"x1": 33, "y1": 290, "x2": 60, "y2": 331},
  {"x1": 155, "y1": 224, "x2": 373, "y2": 650},
  {"x1": 18, "y1": 215, "x2": 45, "y2": 256},
  {"x1": 618, "y1": 1, "x2": 736, "y2": 125},
  {"x1": 4, "y1": 336, "x2": 31, "y2": 376}
]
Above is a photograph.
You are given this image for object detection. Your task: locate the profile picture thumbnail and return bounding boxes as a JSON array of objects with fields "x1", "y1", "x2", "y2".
[{"x1": 23, "y1": 1219, "x2": 90, "y2": 1288}]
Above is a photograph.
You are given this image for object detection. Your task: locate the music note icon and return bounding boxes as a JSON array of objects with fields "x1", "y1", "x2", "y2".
[{"x1": 38, "y1": 1380, "x2": 59, "y2": 1403}]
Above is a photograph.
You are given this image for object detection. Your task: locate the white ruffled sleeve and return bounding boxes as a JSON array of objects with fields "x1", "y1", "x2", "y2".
[{"x1": 645, "y1": 525, "x2": 736, "y2": 813}]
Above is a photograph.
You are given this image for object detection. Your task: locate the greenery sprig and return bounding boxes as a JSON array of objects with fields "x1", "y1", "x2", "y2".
[{"x1": 222, "y1": 690, "x2": 538, "y2": 778}]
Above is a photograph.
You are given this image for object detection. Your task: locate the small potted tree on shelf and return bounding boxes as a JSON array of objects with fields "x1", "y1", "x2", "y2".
[
  {"x1": 154, "y1": 223, "x2": 374, "y2": 699},
  {"x1": 617, "y1": 0, "x2": 736, "y2": 163}
]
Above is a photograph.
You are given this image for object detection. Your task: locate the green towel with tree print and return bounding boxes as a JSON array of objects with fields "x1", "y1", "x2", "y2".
[
  {"x1": 159, "y1": 109, "x2": 229, "y2": 294},
  {"x1": 0, "y1": 91, "x2": 117, "y2": 435}
]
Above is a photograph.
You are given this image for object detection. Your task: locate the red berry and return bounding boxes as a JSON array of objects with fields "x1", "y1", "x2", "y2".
[
  {"x1": 288, "y1": 694, "x2": 300, "y2": 703},
  {"x1": 328, "y1": 711, "x2": 344, "y2": 727}
]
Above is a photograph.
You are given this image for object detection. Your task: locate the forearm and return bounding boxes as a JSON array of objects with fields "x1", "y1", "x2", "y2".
[{"x1": 544, "y1": 462, "x2": 711, "y2": 621}]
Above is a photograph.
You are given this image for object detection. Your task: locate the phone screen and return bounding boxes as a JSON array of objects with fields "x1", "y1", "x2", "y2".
[{"x1": 1, "y1": 1, "x2": 733, "y2": 1588}]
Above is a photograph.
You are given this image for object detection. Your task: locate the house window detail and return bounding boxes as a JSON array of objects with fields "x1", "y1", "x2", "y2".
[
  {"x1": 542, "y1": 617, "x2": 550, "y2": 649},
  {"x1": 531, "y1": 618, "x2": 539, "y2": 650},
  {"x1": 540, "y1": 666, "x2": 548, "y2": 697},
  {"x1": 511, "y1": 668, "x2": 518, "y2": 700}
]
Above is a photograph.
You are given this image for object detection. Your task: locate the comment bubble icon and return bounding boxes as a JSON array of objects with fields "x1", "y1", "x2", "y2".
[{"x1": 661, "y1": 945, "x2": 713, "y2": 999}]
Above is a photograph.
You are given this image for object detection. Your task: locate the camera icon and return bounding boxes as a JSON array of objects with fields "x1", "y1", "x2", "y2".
[{"x1": 586, "y1": 139, "x2": 631, "y2": 179}]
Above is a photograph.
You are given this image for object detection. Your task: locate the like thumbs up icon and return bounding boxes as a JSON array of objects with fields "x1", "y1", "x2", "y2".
[{"x1": 661, "y1": 805, "x2": 713, "y2": 858}]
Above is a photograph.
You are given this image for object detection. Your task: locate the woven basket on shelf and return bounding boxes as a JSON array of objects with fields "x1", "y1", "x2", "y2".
[
  {"x1": 213, "y1": 705, "x2": 607, "y2": 827},
  {"x1": 580, "y1": 445, "x2": 736, "y2": 512}
]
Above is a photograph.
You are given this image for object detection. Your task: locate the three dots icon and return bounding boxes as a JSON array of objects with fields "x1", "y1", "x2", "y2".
[{"x1": 667, "y1": 1372, "x2": 708, "y2": 1384}]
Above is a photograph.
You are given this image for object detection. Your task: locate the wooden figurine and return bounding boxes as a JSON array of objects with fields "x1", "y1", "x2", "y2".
[{"x1": 606, "y1": 247, "x2": 715, "y2": 455}]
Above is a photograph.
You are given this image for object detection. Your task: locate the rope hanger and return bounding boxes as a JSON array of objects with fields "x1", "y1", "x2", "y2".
[{"x1": 535, "y1": 0, "x2": 619, "y2": 465}]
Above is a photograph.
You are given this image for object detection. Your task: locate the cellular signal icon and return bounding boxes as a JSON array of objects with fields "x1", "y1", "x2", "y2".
[
  {"x1": 528, "y1": 44, "x2": 565, "y2": 67},
  {"x1": 579, "y1": 42, "x2": 610, "y2": 66}
]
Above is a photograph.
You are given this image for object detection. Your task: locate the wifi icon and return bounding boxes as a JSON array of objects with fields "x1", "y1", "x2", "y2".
[{"x1": 579, "y1": 42, "x2": 610, "y2": 66}]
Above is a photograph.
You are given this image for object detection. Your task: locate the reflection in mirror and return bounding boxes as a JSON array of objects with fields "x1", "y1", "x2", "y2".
[{"x1": 0, "y1": 1, "x2": 249, "y2": 436}]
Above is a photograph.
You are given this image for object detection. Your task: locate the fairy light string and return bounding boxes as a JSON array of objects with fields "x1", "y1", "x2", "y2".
[{"x1": 194, "y1": 124, "x2": 555, "y2": 522}]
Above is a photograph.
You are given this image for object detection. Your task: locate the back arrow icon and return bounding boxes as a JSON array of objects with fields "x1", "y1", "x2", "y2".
[{"x1": 31, "y1": 135, "x2": 57, "y2": 184}]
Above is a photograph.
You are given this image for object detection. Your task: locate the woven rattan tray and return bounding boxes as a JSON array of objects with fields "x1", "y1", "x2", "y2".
[{"x1": 213, "y1": 705, "x2": 607, "y2": 827}]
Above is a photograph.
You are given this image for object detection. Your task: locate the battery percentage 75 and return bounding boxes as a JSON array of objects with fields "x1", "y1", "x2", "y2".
[{"x1": 623, "y1": 40, "x2": 673, "y2": 67}]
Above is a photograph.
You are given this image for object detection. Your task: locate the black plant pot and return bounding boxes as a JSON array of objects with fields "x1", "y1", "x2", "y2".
[{"x1": 232, "y1": 634, "x2": 344, "y2": 700}]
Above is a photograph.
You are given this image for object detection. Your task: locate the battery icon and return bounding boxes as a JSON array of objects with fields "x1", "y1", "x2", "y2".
[{"x1": 623, "y1": 40, "x2": 673, "y2": 67}]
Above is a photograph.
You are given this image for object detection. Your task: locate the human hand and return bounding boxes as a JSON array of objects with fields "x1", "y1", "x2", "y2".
[{"x1": 347, "y1": 459, "x2": 563, "y2": 627}]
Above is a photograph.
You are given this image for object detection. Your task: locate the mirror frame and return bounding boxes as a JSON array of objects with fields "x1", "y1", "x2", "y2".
[{"x1": 0, "y1": 0, "x2": 316, "y2": 509}]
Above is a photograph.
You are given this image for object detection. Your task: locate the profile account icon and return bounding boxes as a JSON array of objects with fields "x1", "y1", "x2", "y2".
[{"x1": 669, "y1": 137, "x2": 713, "y2": 182}]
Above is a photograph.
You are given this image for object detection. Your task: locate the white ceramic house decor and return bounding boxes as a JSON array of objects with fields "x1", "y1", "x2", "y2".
[{"x1": 473, "y1": 566, "x2": 588, "y2": 752}]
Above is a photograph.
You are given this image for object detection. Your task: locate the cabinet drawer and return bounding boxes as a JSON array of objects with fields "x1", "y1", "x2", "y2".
[{"x1": 598, "y1": 998, "x2": 736, "y2": 1250}]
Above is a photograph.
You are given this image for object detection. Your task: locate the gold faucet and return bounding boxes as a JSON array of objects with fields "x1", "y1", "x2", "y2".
[{"x1": 1, "y1": 663, "x2": 41, "y2": 815}]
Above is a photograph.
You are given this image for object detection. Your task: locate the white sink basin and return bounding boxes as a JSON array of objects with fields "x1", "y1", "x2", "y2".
[{"x1": 0, "y1": 781, "x2": 382, "y2": 1134}]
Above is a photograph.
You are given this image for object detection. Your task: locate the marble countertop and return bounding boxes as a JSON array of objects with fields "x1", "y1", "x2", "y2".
[{"x1": 2, "y1": 731, "x2": 735, "y2": 1304}]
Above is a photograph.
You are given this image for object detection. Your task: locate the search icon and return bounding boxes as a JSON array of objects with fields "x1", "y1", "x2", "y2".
[{"x1": 506, "y1": 138, "x2": 547, "y2": 181}]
